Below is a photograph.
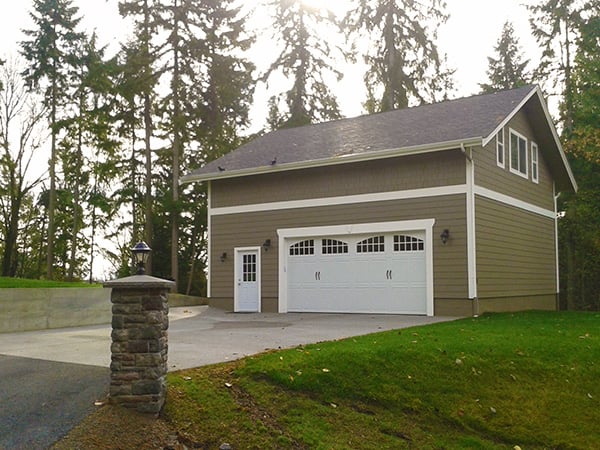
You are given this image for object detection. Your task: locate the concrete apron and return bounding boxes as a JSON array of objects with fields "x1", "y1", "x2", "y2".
[{"x1": 0, "y1": 306, "x2": 456, "y2": 371}]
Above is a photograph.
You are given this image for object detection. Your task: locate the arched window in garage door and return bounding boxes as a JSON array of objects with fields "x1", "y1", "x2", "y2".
[
  {"x1": 289, "y1": 239, "x2": 314, "y2": 256},
  {"x1": 356, "y1": 235, "x2": 385, "y2": 253},
  {"x1": 322, "y1": 239, "x2": 348, "y2": 254},
  {"x1": 394, "y1": 235, "x2": 424, "y2": 252}
]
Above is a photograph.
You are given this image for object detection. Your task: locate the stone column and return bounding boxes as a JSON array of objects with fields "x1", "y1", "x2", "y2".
[{"x1": 103, "y1": 275, "x2": 175, "y2": 415}]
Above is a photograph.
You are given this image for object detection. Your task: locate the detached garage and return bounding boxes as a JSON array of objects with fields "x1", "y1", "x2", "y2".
[{"x1": 181, "y1": 86, "x2": 577, "y2": 316}]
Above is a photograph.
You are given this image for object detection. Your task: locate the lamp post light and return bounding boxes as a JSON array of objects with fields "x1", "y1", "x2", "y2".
[{"x1": 132, "y1": 241, "x2": 152, "y2": 275}]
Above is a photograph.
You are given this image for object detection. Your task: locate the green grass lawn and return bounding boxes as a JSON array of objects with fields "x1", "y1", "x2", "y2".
[
  {"x1": 165, "y1": 311, "x2": 599, "y2": 449},
  {"x1": 0, "y1": 276, "x2": 100, "y2": 288}
]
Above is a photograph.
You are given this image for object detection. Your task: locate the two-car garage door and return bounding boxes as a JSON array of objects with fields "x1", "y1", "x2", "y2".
[{"x1": 285, "y1": 231, "x2": 428, "y2": 314}]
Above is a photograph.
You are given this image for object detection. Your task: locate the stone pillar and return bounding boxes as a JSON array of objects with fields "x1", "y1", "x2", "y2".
[{"x1": 103, "y1": 275, "x2": 175, "y2": 415}]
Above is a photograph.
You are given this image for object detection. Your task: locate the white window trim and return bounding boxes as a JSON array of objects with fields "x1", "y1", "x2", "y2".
[
  {"x1": 496, "y1": 129, "x2": 505, "y2": 168},
  {"x1": 531, "y1": 142, "x2": 539, "y2": 184},
  {"x1": 509, "y1": 128, "x2": 529, "y2": 179}
]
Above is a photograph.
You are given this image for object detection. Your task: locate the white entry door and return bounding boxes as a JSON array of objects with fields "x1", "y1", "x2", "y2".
[{"x1": 235, "y1": 249, "x2": 260, "y2": 312}]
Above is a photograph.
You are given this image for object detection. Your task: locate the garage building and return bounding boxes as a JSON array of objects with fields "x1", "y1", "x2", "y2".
[{"x1": 181, "y1": 85, "x2": 576, "y2": 316}]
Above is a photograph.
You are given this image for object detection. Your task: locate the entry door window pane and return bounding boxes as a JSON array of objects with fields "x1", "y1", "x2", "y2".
[{"x1": 243, "y1": 254, "x2": 257, "y2": 282}]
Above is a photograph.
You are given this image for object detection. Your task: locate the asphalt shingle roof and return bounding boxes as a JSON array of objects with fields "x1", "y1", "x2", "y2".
[{"x1": 181, "y1": 85, "x2": 576, "y2": 192}]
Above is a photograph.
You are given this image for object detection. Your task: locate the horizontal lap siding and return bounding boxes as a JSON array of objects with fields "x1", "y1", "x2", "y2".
[
  {"x1": 475, "y1": 196, "x2": 556, "y2": 298},
  {"x1": 210, "y1": 195, "x2": 468, "y2": 301},
  {"x1": 213, "y1": 150, "x2": 466, "y2": 208},
  {"x1": 475, "y1": 111, "x2": 554, "y2": 210}
]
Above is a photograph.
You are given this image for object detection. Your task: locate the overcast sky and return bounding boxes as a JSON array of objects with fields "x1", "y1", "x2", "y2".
[{"x1": 0, "y1": 0, "x2": 540, "y2": 121}]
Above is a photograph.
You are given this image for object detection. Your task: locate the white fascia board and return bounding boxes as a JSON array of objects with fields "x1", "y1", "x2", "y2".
[
  {"x1": 180, "y1": 137, "x2": 482, "y2": 185},
  {"x1": 482, "y1": 87, "x2": 538, "y2": 147}
]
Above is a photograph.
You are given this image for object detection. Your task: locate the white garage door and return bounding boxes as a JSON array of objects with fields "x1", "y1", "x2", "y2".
[{"x1": 287, "y1": 232, "x2": 427, "y2": 314}]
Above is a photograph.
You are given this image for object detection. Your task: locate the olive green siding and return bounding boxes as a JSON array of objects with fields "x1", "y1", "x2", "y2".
[
  {"x1": 474, "y1": 110, "x2": 555, "y2": 211},
  {"x1": 475, "y1": 196, "x2": 557, "y2": 299},
  {"x1": 212, "y1": 150, "x2": 466, "y2": 208},
  {"x1": 210, "y1": 195, "x2": 469, "y2": 307}
]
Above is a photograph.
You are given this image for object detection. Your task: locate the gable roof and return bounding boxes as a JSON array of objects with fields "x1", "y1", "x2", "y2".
[{"x1": 181, "y1": 85, "x2": 577, "y2": 192}]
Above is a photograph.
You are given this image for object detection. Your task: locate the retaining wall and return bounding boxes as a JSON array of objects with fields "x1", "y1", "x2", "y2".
[{"x1": 0, "y1": 288, "x2": 207, "y2": 333}]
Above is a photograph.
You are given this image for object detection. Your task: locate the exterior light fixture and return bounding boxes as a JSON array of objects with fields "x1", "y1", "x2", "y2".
[
  {"x1": 132, "y1": 241, "x2": 152, "y2": 275},
  {"x1": 220, "y1": 252, "x2": 227, "y2": 262},
  {"x1": 262, "y1": 239, "x2": 271, "y2": 251},
  {"x1": 440, "y1": 229, "x2": 450, "y2": 245}
]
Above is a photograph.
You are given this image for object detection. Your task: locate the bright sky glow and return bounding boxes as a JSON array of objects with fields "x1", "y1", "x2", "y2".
[{"x1": 1, "y1": 0, "x2": 541, "y2": 125}]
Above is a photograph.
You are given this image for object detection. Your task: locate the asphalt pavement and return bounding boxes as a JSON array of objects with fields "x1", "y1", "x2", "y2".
[{"x1": 0, "y1": 306, "x2": 454, "y2": 448}]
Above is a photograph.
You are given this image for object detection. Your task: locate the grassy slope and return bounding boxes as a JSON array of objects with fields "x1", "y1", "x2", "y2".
[
  {"x1": 166, "y1": 311, "x2": 599, "y2": 449},
  {"x1": 0, "y1": 277, "x2": 100, "y2": 288}
]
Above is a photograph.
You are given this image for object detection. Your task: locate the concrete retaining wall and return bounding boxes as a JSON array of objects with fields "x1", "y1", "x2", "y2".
[
  {"x1": 0, "y1": 288, "x2": 112, "y2": 333},
  {"x1": 0, "y1": 288, "x2": 209, "y2": 333}
]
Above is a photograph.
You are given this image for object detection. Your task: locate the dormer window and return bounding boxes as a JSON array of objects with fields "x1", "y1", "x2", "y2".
[{"x1": 509, "y1": 128, "x2": 528, "y2": 178}]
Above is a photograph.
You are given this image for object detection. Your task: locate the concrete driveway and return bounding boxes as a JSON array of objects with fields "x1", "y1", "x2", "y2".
[
  {"x1": 0, "y1": 306, "x2": 454, "y2": 448},
  {"x1": 0, "y1": 306, "x2": 454, "y2": 370}
]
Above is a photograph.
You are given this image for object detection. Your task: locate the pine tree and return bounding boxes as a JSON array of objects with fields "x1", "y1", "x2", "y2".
[
  {"x1": 479, "y1": 21, "x2": 530, "y2": 93},
  {"x1": 264, "y1": 0, "x2": 343, "y2": 128},
  {"x1": 558, "y1": 14, "x2": 600, "y2": 311},
  {"x1": 526, "y1": 0, "x2": 597, "y2": 134},
  {"x1": 118, "y1": 0, "x2": 161, "y2": 274},
  {"x1": 345, "y1": 0, "x2": 453, "y2": 112},
  {"x1": 20, "y1": 0, "x2": 85, "y2": 279}
]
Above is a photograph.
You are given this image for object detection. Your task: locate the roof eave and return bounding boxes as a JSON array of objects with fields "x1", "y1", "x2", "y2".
[{"x1": 180, "y1": 137, "x2": 483, "y2": 185}]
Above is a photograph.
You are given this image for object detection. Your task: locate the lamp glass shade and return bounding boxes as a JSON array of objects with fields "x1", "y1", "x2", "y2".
[{"x1": 132, "y1": 241, "x2": 152, "y2": 265}]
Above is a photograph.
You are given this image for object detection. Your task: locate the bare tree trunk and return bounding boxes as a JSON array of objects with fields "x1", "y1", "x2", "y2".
[
  {"x1": 170, "y1": 0, "x2": 181, "y2": 289},
  {"x1": 46, "y1": 78, "x2": 57, "y2": 279}
]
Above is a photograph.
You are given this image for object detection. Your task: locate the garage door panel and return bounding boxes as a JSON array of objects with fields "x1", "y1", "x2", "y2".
[{"x1": 286, "y1": 231, "x2": 428, "y2": 315}]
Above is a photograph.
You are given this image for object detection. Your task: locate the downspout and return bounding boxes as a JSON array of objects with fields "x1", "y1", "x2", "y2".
[
  {"x1": 462, "y1": 143, "x2": 479, "y2": 315},
  {"x1": 207, "y1": 181, "x2": 212, "y2": 299},
  {"x1": 554, "y1": 185, "x2": 561, "y2": 311}
]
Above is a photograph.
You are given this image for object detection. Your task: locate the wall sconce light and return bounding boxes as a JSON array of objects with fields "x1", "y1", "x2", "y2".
[
  {"x1": 131, "y1": 241, "x2": 151, "y2": 275},
  {"x1": 440, "y1": 229, "x2": 450, "y2": 245},
  {"x1": 220, "y1": 252, "x2": 227, "y2": 262},
  {"x1": 262, "y1": 239, "x2": 271, "y2": 251}
]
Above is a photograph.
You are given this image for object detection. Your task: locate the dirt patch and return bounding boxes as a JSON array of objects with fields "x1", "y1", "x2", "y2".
[{"x1": 52, "y1": 403, "x2": 180, "y2": 450}]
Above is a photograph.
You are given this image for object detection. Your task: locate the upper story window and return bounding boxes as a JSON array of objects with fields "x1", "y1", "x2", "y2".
[
  {"x1": 496, "y1": 129, "x2": 505, "y2": 168},
  {"x1": 531, "y1": 142, "x2": 539, "y2": 183},
  {"x1": 509, "y1": 128, "x2": 528, "y2": 178}
]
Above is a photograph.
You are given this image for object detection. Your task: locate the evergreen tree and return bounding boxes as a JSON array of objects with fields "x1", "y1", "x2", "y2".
[
  {"x1": 558, "y1": 14, "x2": 600, "y2": 311},
  {"x1": 265, "y1": 0, "x2": 343, "y2": 128},
  {"x1": 20, "y1": 0, "x2": 85, "y2": 279},
  {"x1": 526, "y1": 0, "x2": 597, "y2": 134},
  {"x1": 480, "y1": 21, "x2": 530, "y2": 93},
  {"x1": 118, "y1": 0, "x2": 161, "y2": 273},
  {"x1": 345, "y1": 0, "x2": 453, "y2": 112}
]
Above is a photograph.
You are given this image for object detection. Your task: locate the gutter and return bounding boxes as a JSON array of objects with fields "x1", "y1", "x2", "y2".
[{"x1": 180, "y1": 136, "x2": 483, "y2": 185}]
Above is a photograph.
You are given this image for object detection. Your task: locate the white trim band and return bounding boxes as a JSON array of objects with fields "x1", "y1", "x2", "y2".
[{"x1": 211, "y1": 184, "x2": 468, "y2": 216}]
